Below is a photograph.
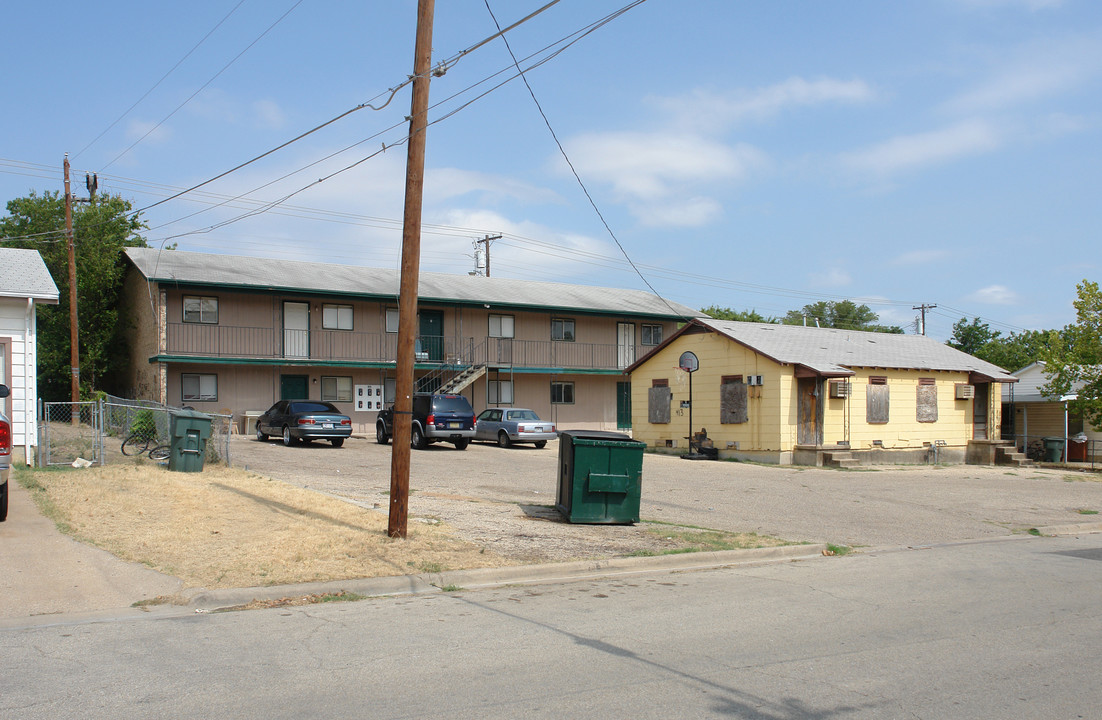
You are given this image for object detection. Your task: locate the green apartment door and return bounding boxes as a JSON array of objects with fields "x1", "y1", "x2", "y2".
[
  {"x1": 419, "y1": 310, "x2": 444, "y2": 362},
  {"x1": 617, "y1": 381, "x2": 632, "y2": 430},
  {"x1": 280, "y1": 374, "x2": 308, "y2": 400}
]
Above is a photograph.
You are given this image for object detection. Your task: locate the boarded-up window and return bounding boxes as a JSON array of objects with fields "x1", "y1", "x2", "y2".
[
  {"x1": 867, "y1": 378, "x2": 889, "y2": 424},
  {"x1": 648, "y1": 382, "x2": 671, "y2": 424},
  {"x1": 916, "y1": 378, "x2": 937, "y2": 423},
  {"x1": 720, "y1": 375, "x2": 748, "y2": 424}
]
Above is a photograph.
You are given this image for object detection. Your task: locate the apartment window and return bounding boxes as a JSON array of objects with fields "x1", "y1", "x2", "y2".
[
  {"x1": 182, "y1": 296, "x2": 218, "y2": 324},
  {"x1": 720, "y1": 375, "x2": 748, "y2": 424},
  {"x1": 867, "y1": 376, "x2": 889, "y2": 424},
  {"x1": 488, "y1": 380, "x2": 513, "y2": 404},
  {"x1": 551, "y1": 318, "x2": 575, "y2": 342},
  {"x1": 649, "y1": 378, "x2": 671, "y2": 423},
  {"x1": 321, "y1": 376, "x2": 353, "y2": 402},
  {"x1": 385, "y1": 308, "x2": 399, "y2": 333},
  {"x1": 551, "y1": 381, "x2": 575, "y2": 404},
  {"x1": 641, "y1": 324, "x2": 663, "y2": 346},
  {"x1": 917, "y1": 377, "x2": 937, "y2": 423},
  {"x1": 323, "y1": 304, "x2": 353, "y2": 331},
  {"x1": 181, "y1": 373, "x2": 217, "y2": 402},
  {"x1": 489, "y1": 314, "x2": 514, "y2": 338}
]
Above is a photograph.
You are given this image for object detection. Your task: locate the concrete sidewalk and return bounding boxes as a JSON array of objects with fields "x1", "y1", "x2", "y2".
[{"x1": 0, "y1": 477, "x2": 182, "y2": 620}]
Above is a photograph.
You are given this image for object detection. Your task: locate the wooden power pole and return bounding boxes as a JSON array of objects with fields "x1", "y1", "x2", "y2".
[
  {"x1": 389, "y1": 0, "x2": 436, "y2": 539},
  {"x1": 63, "y1": 155, "x2": 80, "y2": 415},
  {"x1": 477, "y1": 234, "x2": 501, "y2": 277}
]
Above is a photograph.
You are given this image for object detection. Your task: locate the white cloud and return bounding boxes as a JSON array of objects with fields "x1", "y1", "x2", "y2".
[
  {"x1": 891, "y1": 249, "x2": 952, "y2": 266},
  {"x1": 656, "y1": 77, "x2": 874, "y2": 132},
  {"x1": 631, "y1": 196, "x2": 723, "y2": 228},
  {"x1": 251, "y1": 99, "x2": 286, "y2": 129},
  {"x1": 427, "y1": 168, "x2": 561, "y2": 206},
  {"x1": 125, "y1": 118, "x2": 172, "y2": 145},
  {"x1": 840, "y1": 120, "x2": 1002, "y2": 175},
  {"x1": 966, "y1": 285, "x2": 1019, "y2": 305},
  {"x1": 810, "y1": 267, "x2": 852, "y2": 289}
]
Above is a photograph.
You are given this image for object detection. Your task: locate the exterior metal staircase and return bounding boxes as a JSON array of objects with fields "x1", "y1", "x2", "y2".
[{"x1": 438, "y1": 364, "x2": 487, "y2": 394}]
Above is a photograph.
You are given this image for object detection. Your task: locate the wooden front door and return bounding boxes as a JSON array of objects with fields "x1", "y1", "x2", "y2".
[
  {"x1": 797, "y1": 377, "x2": 822, "y2": 446},
  {"x1": 973, "y1": 382, "x2": 989, "y2": 439}
]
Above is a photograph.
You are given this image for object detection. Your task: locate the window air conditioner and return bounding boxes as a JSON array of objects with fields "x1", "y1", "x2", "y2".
[
  {"x1": 829, "y1": 380, "x2": 850, "y2": 398},
  {"x1": 955, "y1": 383, "x2": 975, "y2": 399}
]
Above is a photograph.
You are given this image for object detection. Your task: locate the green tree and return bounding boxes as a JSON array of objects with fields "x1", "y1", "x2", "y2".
[
  {"x1": 1, "y1": 190, "x2": 147, "y2": 400},
  {"x1": 1041, "y1": 280, "x2": 1102, "y2": 428},
  {"x1": 948, "y1": 317, "x2": 1000, "y2": 356},
  {"x1": 782, "y1": 300, "x2": 903, "y2": 333},
  {"x1": 700, "y1": 306, "x2": 779, "y2": 323}
]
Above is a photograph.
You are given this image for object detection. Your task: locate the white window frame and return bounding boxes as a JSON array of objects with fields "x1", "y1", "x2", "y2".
[
  {"x1": 321, "y1": 376, "x2": 353, "y2": 402},
  {"x1": 323, "y1": 304, "x2": 354, "y2": 331},
  {"x1": 183, "y1": 296, "x2": 218, "y2": 324},
  {"x1": 385, "y1": 308, "x2": 399, "y2": 333},
  {"x1": 551, "y1": 381, "x2": 575, "y2": 404},
  {"x1": 551, "y1": 317, "x2": 575, "y2": 342},
  {"x1": 488, "y1": 314, "x2": 514, "y2": 339},
  {"x1": 181, "y1": 373, "x2": 217, "y2": 402},
  {"x1": 488, "y1": 380, "x2": 513, "y2": 404}
]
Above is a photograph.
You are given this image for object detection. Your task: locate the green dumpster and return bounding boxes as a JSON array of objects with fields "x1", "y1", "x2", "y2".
[
  {"x1": 169, "y1": 409, "x2": 213, "y2": 472},
  {"x1": 556, "y1": 430, "x2": 645, "y2": 524},
  {"x1": 1042, "y1": 437, "x2": 1065, "y2": 463}
]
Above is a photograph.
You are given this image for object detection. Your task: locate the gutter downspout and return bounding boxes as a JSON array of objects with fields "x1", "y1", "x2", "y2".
[{"x1": 25, "y1": 297, "x2": 34, "y2": 466}]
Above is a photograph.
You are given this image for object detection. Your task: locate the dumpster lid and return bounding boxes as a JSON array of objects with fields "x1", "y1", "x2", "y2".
[
  {"x1": 560, "y1": 430, "x2": 635, "y2": 442},
  {"x1": 173, "y1": 408, "x2": 213, "y2": 421}
]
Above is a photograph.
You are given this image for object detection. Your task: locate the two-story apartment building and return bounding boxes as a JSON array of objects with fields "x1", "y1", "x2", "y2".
[{"x1": 122, "y1": 248, "x2": 701, "y2": 433}]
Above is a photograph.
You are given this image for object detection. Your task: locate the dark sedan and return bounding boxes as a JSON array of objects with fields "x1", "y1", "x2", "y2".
[
  {"x1": 256, "y1": 400, "x2": 352, "y2": 447},
  {"x1": 474, "y1": 407, "x2": 557, "y2": 448}
]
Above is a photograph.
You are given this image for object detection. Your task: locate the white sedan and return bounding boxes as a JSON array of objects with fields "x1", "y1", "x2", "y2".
[{"x1": 474, "y1": 408, "x2": 557, "y2": 448}]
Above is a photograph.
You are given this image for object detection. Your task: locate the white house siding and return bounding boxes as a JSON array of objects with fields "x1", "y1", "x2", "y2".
[{"x1": 0, "y1": 298, "x2": 38, "y2": 463}]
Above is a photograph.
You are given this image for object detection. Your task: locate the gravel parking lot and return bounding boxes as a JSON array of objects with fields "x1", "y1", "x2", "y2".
[{"x1": 231, "y1": 434, "x2": 1102, "y2": 560}]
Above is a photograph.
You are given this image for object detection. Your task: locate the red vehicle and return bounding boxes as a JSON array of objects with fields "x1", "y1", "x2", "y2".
[{"x1": 1, "y1": 384, "x2": 11, "y2": 521}]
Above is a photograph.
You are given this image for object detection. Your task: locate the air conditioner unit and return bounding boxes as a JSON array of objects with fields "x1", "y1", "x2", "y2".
[
  {"x1": 747, "y1": 375, "x2": 763, "y2": 386},
  {"x1": 955, "y1": 383, "x2": 975, "y2": 400},
  {"x1": 829, "y1": 380, "x2": 850, "y2": 398}
]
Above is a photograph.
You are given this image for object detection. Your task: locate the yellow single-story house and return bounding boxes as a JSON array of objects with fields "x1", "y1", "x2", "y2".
[{"x1": 626, "y1": 318, "x2": 1019, "y2": 466}]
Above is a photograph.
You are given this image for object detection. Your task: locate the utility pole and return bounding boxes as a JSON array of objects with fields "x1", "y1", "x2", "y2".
[
  {"x1": 389, "y1": 0, "x2": 436, "y2": 539},
  {"x1": 913, "y1": 303, "x2": 937, "y2": 336},
  {"x1": 63, "y1": 156, "x2": 80, "y2": 417},
  {"x1": 476, "y1": 234, "x2": 501, "y2": 277}
]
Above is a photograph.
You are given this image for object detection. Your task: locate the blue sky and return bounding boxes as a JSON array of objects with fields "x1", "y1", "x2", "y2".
[{"x1": 2, "y1": 0, "x2": 1099, "y2": 342}]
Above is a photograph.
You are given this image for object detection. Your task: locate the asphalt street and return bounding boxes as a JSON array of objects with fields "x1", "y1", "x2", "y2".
[{"x1": 4, "y1": 533, "x2": 1101, "y2": 719}]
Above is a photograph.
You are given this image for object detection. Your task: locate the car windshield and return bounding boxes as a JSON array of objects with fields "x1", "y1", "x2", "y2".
[
  {"x1": 289, "y1": 402, "x2": 339, "y2": 414},
  {"x1": 507, "y1": 410, "x2": 540, "y2": 421},
  {"x1": 433, "y1": 397, "x2": 472, "y2": 413}
]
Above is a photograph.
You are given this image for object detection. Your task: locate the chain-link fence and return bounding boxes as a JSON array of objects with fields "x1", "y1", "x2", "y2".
[
  {"x1": 39, "y1": 401, "x2": 106, "y2": 466},
  {"x1": 39, "y1": 395, "x2": 232, "y2": 467}
]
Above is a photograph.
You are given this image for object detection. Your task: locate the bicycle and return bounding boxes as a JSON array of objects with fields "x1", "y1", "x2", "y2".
[{"x1": 121, "y1": 432, "x2": 171, "y2": 460}]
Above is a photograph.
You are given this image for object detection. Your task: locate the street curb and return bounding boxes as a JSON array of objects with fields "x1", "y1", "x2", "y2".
[
  {"x1": 185, "y1": 543, "x2": 828, "y2": 611},
  {"x1": 1033, "y1": 521, "x2": 1102, "y2": 536}
]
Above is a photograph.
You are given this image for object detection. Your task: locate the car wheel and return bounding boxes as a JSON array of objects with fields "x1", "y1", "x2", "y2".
[
  {"x1": 282, "y1": 426, "x2": 295, "y2": 446},
  {"x1": 376, "y1": 422, "x2": 389, "y2": 445},
  {"x1": 497, "y1": 431, "x2": 512, "y2": 448},
  {"x1": 453, "y1": 438, "x2": 469, "y2": 450},
  {"x1": 411, "y1": 425, "x2": 427, "y2": 450},
  {"x1": 534, "y1": 440, "x2": 547, "y2": 449},
  {"x1": 256, "y1": 425, "x2": 268, "y2": 442},
  {"x1": 0, "y1": 482, "x2": 7, "y2": 522},
  {"x1": 331, "y1": 438, "x2": 344, "y2": 448}
]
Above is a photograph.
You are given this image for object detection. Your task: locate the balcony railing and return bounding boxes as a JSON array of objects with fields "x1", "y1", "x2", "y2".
[{"x1": 164, "y1": 323, "x2": 648, "y2": 371}]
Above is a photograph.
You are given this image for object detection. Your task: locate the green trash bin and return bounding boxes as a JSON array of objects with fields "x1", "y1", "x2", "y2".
[
  {"x1": 556, "y1": 430, "x2": 645, "y2": 524},
  {"x1": 169, "y1": 409, "x2": 213, "y2": 472},
  {"x1": 1042, "y1": 437, "x2": 1065, "y2": 463}
]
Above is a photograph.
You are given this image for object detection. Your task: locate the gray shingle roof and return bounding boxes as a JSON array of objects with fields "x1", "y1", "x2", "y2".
[
  {"x1": 125, "y1": 248, "x2": 701, "y2": 319},
  {"x1": 696, "y1": 318, "x2": 1017, "y2": 381},
  {"x1": 0, "y1": 248, "x2": 59, "y2": 302}
]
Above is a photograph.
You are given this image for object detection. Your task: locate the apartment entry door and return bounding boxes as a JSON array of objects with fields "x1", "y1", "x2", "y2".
[
  {"x1": 418, "y1": 310, "x2": 444, "y2": 363},
  {"x1": 283, "y1": 302, "x2": 309, "y2": 358},
  {"x1": 617, "y1": 322, "x2": 635, "y2": 369},
  {"x1": 280, "y1": 374, "x2": 309, "y2": 400}
]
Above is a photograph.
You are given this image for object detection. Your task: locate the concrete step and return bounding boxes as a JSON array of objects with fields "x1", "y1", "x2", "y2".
[
  {"x1": 822, "y1": 451, "x2": 859, "y2": 469},
  {"x1": 995, "y1": 445, "x2": 1033, "y2": 467}
]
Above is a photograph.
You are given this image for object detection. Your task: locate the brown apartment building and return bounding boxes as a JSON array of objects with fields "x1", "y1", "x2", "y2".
[{"x1": 122, "y1": 248, "x2": 701, "y2": 434}]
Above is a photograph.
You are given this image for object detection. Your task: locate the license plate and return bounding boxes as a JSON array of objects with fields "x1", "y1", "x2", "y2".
[
  {"x1": 322, "y1": 423, "x2": 333, "y2": 429},
  {"x1": 448, "y1": 422, "x2": 460, "y2": 429}
]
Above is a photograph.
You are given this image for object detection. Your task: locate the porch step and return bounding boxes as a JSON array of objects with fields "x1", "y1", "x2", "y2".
[
  {"x1": 823, "y1": 451, "x2": 859, "y2": 469},
  {"x1": 995, "y1": 444, "x2": 1033, "y2": 467},
  {"x1": 438, "y1": 364, "x2": 487, "y2": 394}
]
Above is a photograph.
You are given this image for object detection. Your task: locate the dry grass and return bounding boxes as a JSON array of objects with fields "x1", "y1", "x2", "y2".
[{"x1": 20, "y1": 462, "x2": 514, "y2": 589}]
